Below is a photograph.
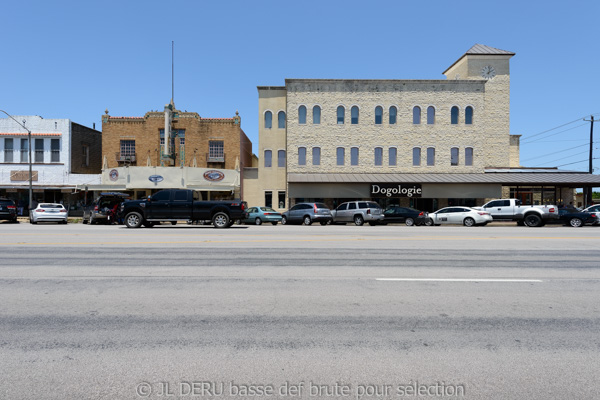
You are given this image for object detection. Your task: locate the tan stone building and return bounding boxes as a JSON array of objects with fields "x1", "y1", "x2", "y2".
[
  {"x1": 244, "y1": 44, "x2": 600, "y2": 211},
  {"x1": 93, "y1": 101, "x2": 252, "y2": 200}
]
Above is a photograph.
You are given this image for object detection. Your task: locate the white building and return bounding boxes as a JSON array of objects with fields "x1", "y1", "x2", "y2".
[{"x1": 0, "y1": 115, "x2": 101, "y2": 214}]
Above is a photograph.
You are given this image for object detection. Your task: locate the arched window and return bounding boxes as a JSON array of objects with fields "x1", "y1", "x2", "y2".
[
  {"x1": 350, "y1": 147, "x2": 359, "y2": 166},
  {"x1": 412, "y1": 147, "x2": 421, "y2": 166},
  {"x1": 312, "y1": 147, "x2": 321, "y2": 165},
  {"x1": 298, "y1": 147, "x2": 306, "y2": 165},
  {"x1": 298, "y1": 106, "x2": 307, "y2": 124},
  {"x1": 427, "y1": 147, "x2": 435, "y2": 166},
  {"x1": 427, "y1": 106, "x2": 435, "y2": 125},
  {"x1": 465, "y1": 106, "x2": 473, "y2": 125},
  {"x1": 264, "y1": 150, "x2": 272, "y2": 167},
  {"x1": 451, "y1": 147, "x2": 459, "y2": 166},
  {"x1": 351, "y1": 106, "x2": 359, "y2": 124},
  {"x1": 278, "y1": 111, "x2": 286, "y2": 129},
  {"x1": 375, "y1": 106, "x2": 383, "y2": 125},
  {"x1": 413, "y1": 106, "x2": 421, "y2": 124},
  {"x1": 278, "y1": 150, "x2": 286, "y2": 167},
  {"x1": 336, "y1": 147, "x2": 345, "y2": 166},
  {"x1": 337, "y1": 106, "x2": 345, "y2": 124},
  {"x1": 389, "y1": 147, "x2": 397, "y2": 166},
  {"x1": 264, "y1": 111, "x2": 272, "y2": 129},
  {"x1": 465, "y1": 147, "x2": 473, "y2": 166},
  {"x1": 313, "y1": 106, "x2": 321, "y2": 124},
  {"x1": 389, "y1": 106, "x2": 397, "y2": 124},
  {"x1": 451, "y1": 106, "x2": 459, "y2": 125},
  {"x1": 374, "y1": 147, "x2": 383, "y2": 165}
]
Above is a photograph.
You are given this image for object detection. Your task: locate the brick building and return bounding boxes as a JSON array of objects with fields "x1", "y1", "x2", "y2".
[
  {"x1": 244, "y1": 44, "x2": 600, "y2": 212},
  {"x1": 93, "y1": 101, "x2": 252, "y2": 200}
]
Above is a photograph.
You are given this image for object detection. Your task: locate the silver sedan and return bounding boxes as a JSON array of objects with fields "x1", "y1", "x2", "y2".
[
  {"x1": 29, "y1": 203, "x2": 68, "y2": 224},
  {"x1": 426, "y1": 206, "x2": 492, "y2": 227}
]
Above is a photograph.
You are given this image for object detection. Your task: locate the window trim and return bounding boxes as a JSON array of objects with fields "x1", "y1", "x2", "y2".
[
  {"x1": 336, "y1": 147, "x2": 345, "y2": 166},
  {"x1": 374, "y1": 105, "x2": 383, "y2": 125},
  {"x1": 264, "y1": 110, "x2": 273, "y2": 129},
  {"x1": 412, "y1": 147, "x2": 421, "y2": 167},
  {"x1": 426, "y1": 147, "x2": 435, "y2": 166},
  {"x1": 298, "y1": 146, "x2": 307, "y2": 166},
  {"x1": 264, "y1": 149, "x2": 272, "y2": 168},
  {"x1": 374, "y1": 146, "x2": 383, "y2": 166},
  {"x1": 465, "y1": 105, "x2": 474, "y2": 125},
  {"x1": 312, "y1": 105, "x2": 322, "y2": 125},
  {"x1": 277, "y1": 110, "x2": 286, "y2": 129},
  {"x1": 350, "y1": 147, "x2": 359, "y2": 166},
  {"x1": 450, "y1": 147, "x2": 459, "y2": 166},
  {"x1": 312, "y1": 147, "x2": 321, "y2": 166},
  {"x1": 412, "y1": 106, "x2": 421, "y2": 125},
  {"x1": 465, "y1": 147, "x2": 474, "y2": 166},
  {"x1": 350, "y1": 105, "x2": 359, "y2": 125},
  {"x1": 388, "y1": 146, "x2": 397, "y2": 166},
  {"x1": 451, "y1": 106, "x2": 459, "y2": 125},
  {"x1": 426, "y1": 106, "x2": 436, "y2": 125},
  {"x1": 277, "y1": 149, "x2": 286, "y2": 168},
  {"x1": 389, "y1": 105, "x2": 398, "y2": 125},
  {"x1": 337, "y1": 105, "x2": 345, "y2": 125},
  {"x1": 298, "y1": 105, "x2": 307, "y2": 125}
]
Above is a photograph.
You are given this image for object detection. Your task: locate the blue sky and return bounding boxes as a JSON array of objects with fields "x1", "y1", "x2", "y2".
[{"x1": 2, "y1": 0, "x2": 599, "y2": 172}]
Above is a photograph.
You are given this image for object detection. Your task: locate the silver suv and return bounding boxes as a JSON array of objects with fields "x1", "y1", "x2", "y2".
[
  {"x1": 281, "y1": 202, "x2": 332, "y2": 225},
  {"x1": 331, "y1": 201, "x2": 384, "y2": 226}
]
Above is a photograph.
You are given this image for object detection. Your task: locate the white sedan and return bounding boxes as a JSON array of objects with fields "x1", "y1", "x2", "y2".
[
  {"x1": 30, "y1": 203, "x2": 68, "y2": 224},
  {"x1": 426, "y1": 206, "x2": 492, "y2": 227}
]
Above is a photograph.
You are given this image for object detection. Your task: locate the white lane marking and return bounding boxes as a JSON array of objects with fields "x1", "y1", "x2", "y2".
[{"x1": 376, "y1": 278, "x2": 542, "y2": 282}]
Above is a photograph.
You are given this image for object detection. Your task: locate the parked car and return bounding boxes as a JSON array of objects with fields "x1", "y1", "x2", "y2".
[
  {"x1": 243, "y1": 206, "x2": 282, "y2": 225},
  {"x1": 83, "y1": 192, "x2": 130, "y2": 225},
  {"x1": 381, "y1": 206, "x2": 428, "y2": 226},
  {"x1": 281, "y1": 203, "x2": 332, "y2": 225},
  {"x1": 546, "y1": 208, "x2": 598, "y2": 227},
  {"x1": 29, "y1": 203, "x2": 68, "y2": 224},
  {"x1": 474, "y1": 198, "x2": 558, "y2": 227},
  {"x1": 0, "y1": 197, "x2": 18, "y2": 223},
  {"x1": 581, "y1": 205, "x2": 600, "y2": 224},
  {"x1": 331, "y1": 201, "x2": 384, "y2": 226},
  {"x1": 426, "y1": 207, "x2": 492, "y2": 227}
]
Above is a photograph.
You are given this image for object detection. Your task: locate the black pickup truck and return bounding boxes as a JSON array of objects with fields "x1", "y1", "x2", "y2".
[{"x1": 120, "y1": 189, "x2": 247, "y2": 229}]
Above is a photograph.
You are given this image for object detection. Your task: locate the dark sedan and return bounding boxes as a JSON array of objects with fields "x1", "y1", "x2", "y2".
[
  {"x1": 381, "y1": 206, "x2": 428, "y2": 226},
  {"x1": 548, "y1": 208, "x2": 598, "y2": 227}
]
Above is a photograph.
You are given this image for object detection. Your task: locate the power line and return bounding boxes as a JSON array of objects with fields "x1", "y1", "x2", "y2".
[
  {"x1": 541, "y1": 150, "x2": 590, "y2": 165},
  {"x1": 521, "y1": 122, "x2": 588, "y2": 144},
  {"x1": 520, "y1": 113, "x2": 600, "y2": 141},
  {"x1": 555, "y1": 158, "x2": 600, "y2": 168},
  {"x1": 521, "y1": 143, "x2": 589, "y2": 162}
]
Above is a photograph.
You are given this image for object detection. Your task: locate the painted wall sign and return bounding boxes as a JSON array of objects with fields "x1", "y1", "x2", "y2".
[
  {"x1": 148, "y1": 175, "x2": 164, "y2": 183},
  {"x1": 203, "y1": 170, "x2": 225, "y2": 182},
  {"x1": 371, "y1": 183, "x2": 422, "y2": 198},
  {"x1": 109, "y1": 169, "x2": 119, "y2": 181}
]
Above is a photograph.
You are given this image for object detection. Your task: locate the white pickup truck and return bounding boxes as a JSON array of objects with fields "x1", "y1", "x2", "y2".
[{"x1": 474, "y1": 198, "x2": 559, "y2": 227}]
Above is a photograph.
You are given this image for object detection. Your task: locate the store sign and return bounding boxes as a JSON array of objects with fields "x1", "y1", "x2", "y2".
[
  {"x1": 203, "y1": 170, "x2": 225, "y2": 182},
  {"x1": 109, "y1": 169, "x2": 119, "y2": 181},
  {"x1": 10, "y1": 170, "x2": 38, "y2": 181},
  {"x1": 371, "y1": 183, "x2": 422, "y2": 198},
  {"x1": 148, "y1": 175, "x2": 164, "y2": 183}
]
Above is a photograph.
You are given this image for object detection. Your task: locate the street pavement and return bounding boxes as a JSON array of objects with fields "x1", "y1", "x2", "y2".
[{"x1": 1, "y1": 222, "x2": 599, "y2": 399}]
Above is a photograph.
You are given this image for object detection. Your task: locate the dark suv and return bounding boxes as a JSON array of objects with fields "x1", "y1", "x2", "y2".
[
  {"x1": 0, "y1": 198, "x2": 18, "y2": 223},
  {"x1": 83, "y1": 192, "x2": 130, "y2": 224}
]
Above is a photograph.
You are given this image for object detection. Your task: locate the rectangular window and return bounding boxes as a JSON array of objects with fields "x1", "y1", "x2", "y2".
[
  {"x1": 20, "y1": 138, "x2": 28, "y2": 162},
  {"x1": 427, "y1": 147, "x2": 435, "y2": 166},
  {"x1": 298, "y1": 147, "x2": 306, "y2": 166},
  {"x1": 374, "y1": 148, "x2": 383, "y2": 166},
  {"x1": 389, "y1": 148, "x2": 397, "y2": 166},
  {"x1": 451, "y1": 148, "x2": 459, "y2": 166},
  {"x1": 208, "y1": 140, "x2": 224, "y2": 162},
  {"x1": 278, "y1": 150, "x2": 286, "y2": 167},
  {"x1": 82, "y1": 145, "x2": 90, "y2": 167},
  {"x1": 465, "y1": 148, "x2": 473, "y2": 166},
  {"x1": 351, "y1": 147, "x2": 359, "y2": 166},
  {"x1": 412, "y1": 148, "x2": 421, "y2": 166},
  {"x1": 264, "y1": 150, "x2": 272, "y2": 167},
  {"x1": 4, "y1": 138, "x2": 13, "y2": 162},
  {"x1": 265, "y1": 191, "x2": 273, "y2": 208},
  {"x1": 51, "y1": 139, "x2": 60, "y2": 162},
  {"x1": 336, "y1": 147, "x2": 345, "y2": 166},
  {"x1": 35, "y1": 139, "x2": 44, "y2": 163},
  {"x1": 278, "y1": 191, "x2": 286, "y2": 209},
  {"x1": 312, "y1": 147, "x2": 320, "y2": 166}
]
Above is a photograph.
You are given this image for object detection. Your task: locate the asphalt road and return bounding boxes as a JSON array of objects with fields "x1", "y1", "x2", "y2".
[{"x1": 1, "y1": 221, "x2": 599, "y2": 399}]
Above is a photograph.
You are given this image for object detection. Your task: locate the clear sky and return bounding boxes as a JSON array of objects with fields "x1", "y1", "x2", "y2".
[{"x1": 2, "y1": 0, "x2": 599, "y2": 172}]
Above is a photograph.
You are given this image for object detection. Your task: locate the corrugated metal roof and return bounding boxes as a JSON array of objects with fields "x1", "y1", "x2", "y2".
[
  {"x1": 287, "y1": 173, "x2": 600, "y2": 186},
  {"x1": 465, "y1": 44, "x2": 515, "y2": 55}
]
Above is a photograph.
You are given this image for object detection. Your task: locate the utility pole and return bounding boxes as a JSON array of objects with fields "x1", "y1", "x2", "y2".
[{"x1": 584, "y1": 116, "x2": 595, "y2": 206}]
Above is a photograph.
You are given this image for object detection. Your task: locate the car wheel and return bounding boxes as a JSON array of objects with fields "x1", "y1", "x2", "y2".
[
  {"x1": 212, "y1": 212, "x2": 230, "y2": 229},
  {"x1": 354, "y1": 215, "x2": 364, "y2": 226},
  {"x1": 82, "y1": 216, "x2": 88, "y2": 224},
  {"x1": 125, "y1": 212, "x2": 143, "y2": 228},
  {"x1": 143, "y1": 222, "x2": 155, "y2": 228},
  {"x1": 569, "y1": 217, "x2": 583, "y2": 227},
  {"x1": 171, "y1": 221, "x2": 177, "y2": 225},
  {"x1": 368, "y1": 222, "x2": 378, "y2": 226},
  {"x1": 271, "y1": 222, "x2": 278, "y2": 225},
  {"x1": 30, "y1": 219, "x2": 36, "y2": 224},
  {"x1": 320, "y1": 221, "x2": 328, "y2": 225},
  {"x1": 424, "y1": 218, "x2": 433, "y2": 226},
  {"x1": 405, "y1": 217, "x2": 415, "y2": 226},
  {"x1": 524, "y1": 214, "x2": 542, "y2": 227},
  {"x1": 255, "y1": 217, "x2": 263, "y2": 225},
  {"x1": 281, "y1": 216, "x2": 288, "y2": 225},
  {"x1": 235, "y1": 219, "x2": 242, "y2": 225},
  {"x1": 303, "y1": 215, "x2": 312, "y2": 226},
  {"x1": 463, "y1": 217, "x2": 475, "y2": 227}
]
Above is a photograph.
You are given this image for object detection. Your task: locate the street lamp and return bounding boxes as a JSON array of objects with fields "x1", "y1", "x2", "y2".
[{"x1": 0, "y1": 110, "x2": 32, "y2": 211}]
